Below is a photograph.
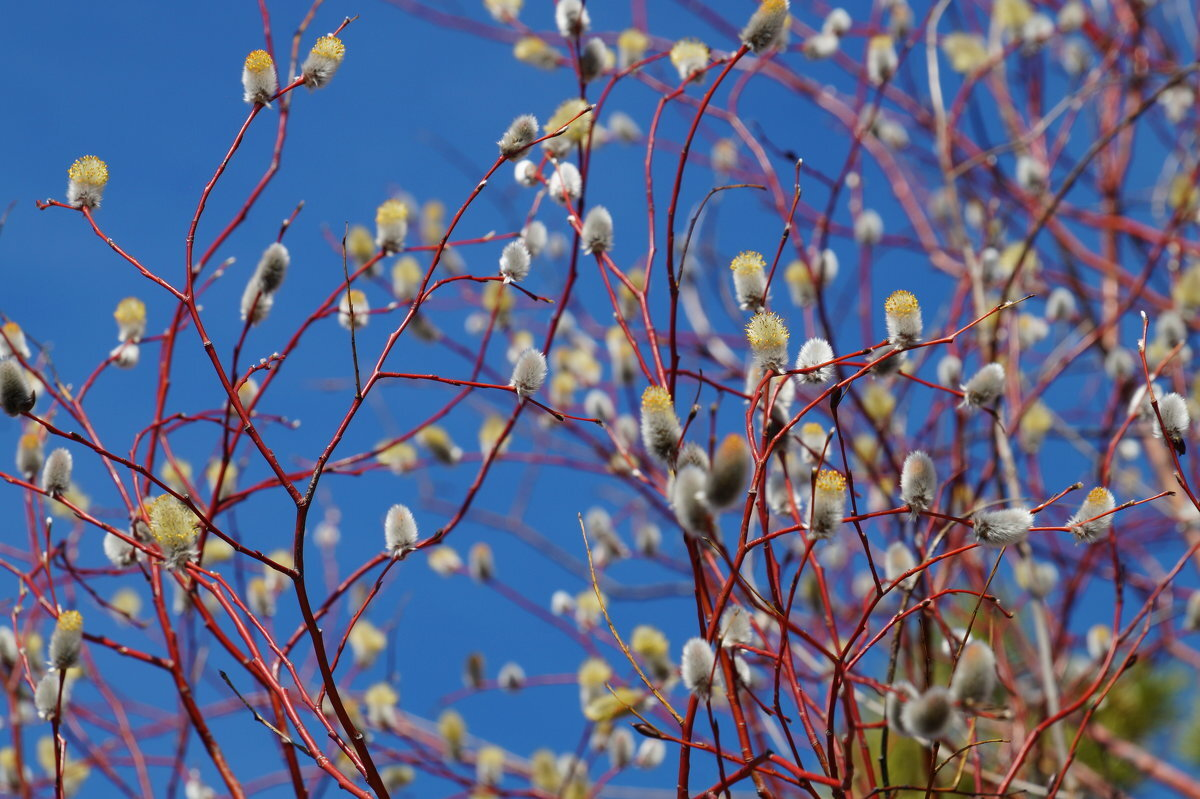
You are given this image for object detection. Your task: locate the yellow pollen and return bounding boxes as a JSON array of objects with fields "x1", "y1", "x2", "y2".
[
  {"x1": 545, "y1": 97, "x2": 592, "y2": 143},
  {"x1": 57, "y1": 610, "x2": 83, "y2": 632},
  {"x1": 114, "y1": 297, "x2": 146, "y2": 326},
  {"x1": 1087, "y1": 486, "x2": 1112, "y2": 504},
  {"x1": 344, "y1": 289, "x2": 367, "y2": 306},
  {"x1": 746, "y1": 311, "x2": 789, "y2": 349},
  {"x1": 670, "y1": 39, "x2": 709, "y2": 71},
  {"x1": 885, "y1": 289, "x2": 919, "y2": 317},
  {"x1": 815, "y1": 469, "x2": 846, "y2": 493},
  {"x1": 376, "y1": 199, "x2": 409, "y2": 225},
  {"x1": 641, "y1": 385, "x2": 674, "y2": 413},
  {"x1": 801, "y1": 422, "x2": 824, "y2": 438},
  {"x1": 244, "y1": 49, "x2": 273, "y2": 72},
  {"x1": 311, "y1": 35, "x2": 345, "y2": 62},
  {"x1": 731, "y1": 251, "x2": 766, "y2": 274},
  {"x1": 68, "y1": 156, "x2": 109, "y2": 187},
  {"x1": 19, "y1": 432, "x2": 40, "y2": 451},
  {"x1": 761, "y1": 0, "x2": 789, "y2": 11},
  {"x1": 618, "y1": 28, "x2": 649, "y2": 58}
]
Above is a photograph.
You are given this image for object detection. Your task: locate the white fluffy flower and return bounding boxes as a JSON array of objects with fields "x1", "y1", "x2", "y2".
[
  {"x1": 547, "y1": 161, "x2": 582, "y2": 204},
  {"x1": 681, "y1": 637, "x2": 716, "y2": 698},
  {"x1": 972, "y1": 507, "x2": 1033, "y2": 547},
  {"x1": 499, "y1": 240, "x2": 532, "y2": 282},
  {"x1": 899, "y1": 451, "x2": 936, "y2": 515},
  {"x1": 510, "y1": 348, "x2": 548, "y2": 397},
  {"x1": 384, "y1": 504, "x2": 419, "y2": 557}
]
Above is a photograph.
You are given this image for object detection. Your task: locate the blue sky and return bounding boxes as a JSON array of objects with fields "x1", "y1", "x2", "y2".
[{"x1": 2, "y1": 0, "x2": 1198, "y2": 797}]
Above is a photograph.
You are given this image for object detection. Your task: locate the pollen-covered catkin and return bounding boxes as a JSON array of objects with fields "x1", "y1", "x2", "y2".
[
  {"x1": 375, "y1": 199, "x2": 409, "y2": 254},
  {"x1": 114, "y1": 297, "x2": 147, "y2": 342},
  {"x1": 338, "y1": 289, "x2": 370, "y2": 330},
  {"x1": 794, "y1": 338, "x2": 834, "y2": 384},
  {"x1": 49, "y1": 610, "x2": 83, "y2": 670},
  {"x1": 242, "y1": 49, "x2": 278, "y2": 104},
  {"x1": 950, "y1": 641, "x2": 997, "y2": 706},
  {"x1": 884, "y1": 290, "x2": 923, "y2": 347},
  {"x1": 67, "y1": 155, "x2": 109, "y2": 208},
  {"x1": 707, "y1": 434, "x2": 749, "y2": 508},
  {"x1": 901, "y1": 687, "x2": 957, "y2": 741},
  {"x1": 253, "y1": 243, "x2": 290, "y2": 295},
  {"x1": 16, "y1": 433, "x2": 43, "y2": 480},
  {"x1": 681, "y1": 637, "x2": 716, "y2": 698},
  {"x1": 808, "y1": 469, "x2": 847, "y2": 539},
  {"x1": 0, "y1": 360, "x2": 35, "y2": 417},
  {"x1": 640, "y1": 386, "x2": 682, "y2": 462},
  {"x1": 746, "y1": 311, "x2": 790, "y2": 371},
  {"x1": 581, "y1": 206, "x2": 614, "y2": 254},
  {"x1": 1155, "y1": 392, "x2": 1191, "y2": 454},
  {"x1": 866, "y1": 35, "x2": 899, "y2": 85},
  {"x1": 1069, "y1": 486, "x2": 1116, "y2": 543},
  {"x1": 972, "y1": 507, "x2": 1033, "y2": 547},
  {"x1": 384, "y1": 504, "x2": 418, "y2": 556},
  {"x1": 498, "y1": 114, "x2": 539, "y2": 160},
  {"x1": 510, "y1": 348, "x2": 548, "y2": 397},
  {"x1": 148, "y1": 494, "x2": 200, "y2": 569},
  {"x1": 41, "y1": 449, "x2": 72, "y2": 497},
  {"x1": 730, "y1": 251, "x2": 768, "y2": 311},
  {"x1": 899, "y1": 450, "x2": 936, "y2": 516},
  {"x1": 670, "y1": 39, "x2": 710, "y2": 82},
  {"x1": 302, "y1": 34, "x2": 345, "y2": 89},
  {"x1": 741, "y1": 0, "x2": 790, "y2": 53},
  {"x1": 961, "y1": 362, "x2": 1006, "y2": 409}
]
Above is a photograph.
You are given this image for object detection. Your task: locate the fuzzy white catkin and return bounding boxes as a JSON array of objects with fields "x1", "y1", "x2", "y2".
[
  {"x1": 301, "y1": 35, "x2": 345, "y2": 89},
  {"x1": 103, "y1": 531, "x2": 137, "y2": 567},
  {"x1": 1069, "y1": 487, "x2": 1115, "y2": 543},
  {"x1": 672, "y1": 464, "x2": 711, "y2": 536},
  {"x1": 49, "y1": 611, "x2": 83, "y2": 670},
  {"x1": 805, "y1": 32, "x2": 840, "y2": 59},
  {"x1": 681, "y1": 637, "x2": 716, "y2": 698},
  {"x1": 937, "y1": 354, "x2": 962, "y2": 387},
  {"x1": 375, "y1": 200, "x2": 408, "y2": 254},
  {"x1": 1015, "y1": 558, "x2": 1058, "y2": 598},
  {"x1": 972, "y1": 507, "x2": 1033, "y2": 547},
  {"x1": 607, "y1": 727, "x2": 634, "y2": 769},
  {"x1": 899, "y1": 450, "x2": 936, "y2": 515},
  {"x1": 253, "y1": 243, "x2": 290, "y2": 294},
  {"x1": 808, "y1": 470, "x2": 847, "y2": 539},
  {"x1": 635, "y1": 739, "x2": 666, "y2": 769},
  {"x1": 41, "y1": 448, "x2": 73, "y2": 497},
  {"x1": 579, "y1": 38, "x2": 609, "y2": 83},
  {"x1": 1045, "y1": 287, "x2": 1076, "y2": 322},
  {"x1": 961, "y1": 362, "x2": 1005, "y2": 408},
  {"x1": 240, "y1": 280, "x2": 274, "y2": 324},
  {"x1": 499, "y1": 240, "x2": 532, "y2": 283},
  {"x1": 522, "y1": 220, "x2": 548, "y2": 257},
  {"x1": 885, "y1": 541, "x2": 918, "y2": 589},
  {"x1": 242, "y1": 49, "x2": 278, "y2": 104},
  {"x1": 67, "y1": 155, "x2": 109, "y2": 209},
  {"x1": 510, "y1": 348, "x2": 548, "y2": 397},
  {"x1": 17, "y1": 434, "x2": 43, "y2": 480},
  {"x1": 550, "y1": 589, "x2": 574, "y2": 616},
  {"x1": 884, "y1": 290, "x2": 922, "y2": 347},
  {"x1": 581, "y1": 206, "x2": 614, "y2": 254},
  {"x1": 35, "y1": 672, "x2": 64, "y2": 721},
  {"x1": 635, "y1": 522, "x2": 661, "y2": 555},
  {"x1": 555, "y1": 0, "x2": 590, "y2": 37},
  {"x1": 583, "y1": 390, "x2": 615, "y2": 422},
  {"x1": 0, "y1": 360, "x2": 34, "y2": 417},
  {"x1": 866, "y1": 36, "x2": 899, "y2": 85},
  {"x1": 950, "y1": 641, "x2": 996, "y2": 706},
  {"x1": 514, "y1": 159, "x2": 539, "y2": 187},
  {"x1": 384, "y1": 504, "x2": 419, "y2": 556},
  {"x1": 112, "y1": 342, "x2": 140, "y2": 369},
  {"x1": 547, "y1": 162, "x2": 582, "y2": 204},
  {"x1": 719, "y1": 605, "x2": 752, "y2": 647},
  {"x1": 740, "y1": 0, "x2": 790, "y2": 53},
  {"x1": 1184, "y1": 592, "x2": 1200, "y2": 631},
  {"x1": 707, "y1": 434, "x2": 749, "y2": 508},
  {"x1": 1155, "y1": 392, "x2": 1190, "y2": 451},
  {"x1": 498, "y1": 114, "x2": 539, "y2": 160},
  {"x1": 823, "y1": 7, "x2": 852, "y2": 36},
  {"x1": 337, "y1": 290, "x2": 370, "y2": 330},
  {"x1": 854, "y1": 209, "x2": 883, "y2": 245},
  {"x1": 640, "y1": 387, "x2": 682, "y2": 462},
  {"x1": 900, "y1": 686, "x2": 956, "y2": 741},
  {"x1": 498, "y1": 661, "x2": 525, "y2": 691},
  {"x1": 469, "y1": 543, "x2": 495, "y2": 581},
  {"x1": 795, "y1": 338, "x2": 834, "y2": 384}
]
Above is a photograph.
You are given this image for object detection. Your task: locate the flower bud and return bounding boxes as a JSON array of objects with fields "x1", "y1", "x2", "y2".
[
  {"x1": 469, "y1": 542, "x2": 495, "y2": 581},
  {"x1": 937, "y1": 354, "x2": 962, "y2": 386},
  {"x1": 1183, "y1": 592, "x2": 1200, "y2": 631},
  {"x1": 484, "y1": 0, "x2": 522, "y2": 22},
  {"x1": 252, "y1": 243, "x2": 290, "y2": 296},
  {"x1": 972, "y1": 507, "x2": 1033, "y2": 547},
  {"x1": 337, "y1": 289, "x2": 369, "y2": 330},
  {"x1": 854, "y1": 209, "x2": 883, "y2": 245},
  {"x1": 428, "y1": 545, "x2": 462, "y2": 576},
  {"x1": 1155, "y1": 392, "x2": 1191, "y2": 454},
  {"x1": 302, "y1": 35, "x2": 345, "y2": 89},
  {"x1": 49, "y1": 610, "x2": 83, "y2": 670},
  {"x1": 640, "y1": 386, "x2": 682, "y2": 462},
  {"x1": 635, "y1": 739, "x2": 665, "y2": 769},
  {"x1": 579, "y1": 38, "x2": 612, "y2": 83},
  {"x1": 16, "y1": 432, "x2": 43, "y2": 480},
  {"x1": 808, "y1": 469, "x2": 846, "y2": 539},
  {"x1": 1014, "y1": 557, "x2": 1058, "y2": 598},
  {"x1": 510, "y1": 347, "x2": 548, "y2": 397},
  {"x1": 498, "y1": 240, "x2": 532, "y2": 284},
  {"x1": 375, "y1": 199, "x2": 409, "y2": 254},
  {"x1": 670, "y1": 39, "x2": 709, "y2": 83},
  {"x1": 417, "y1": 425, "x2": 462, "y2": 465},
  {"x1": 707, "y1": 434, "x2": 749, "y2": 509},
  {"x1": 67, "y1": 155, "x2": 109, "y2": 208},
  {"x1": 719, "y1": 605, "x2": 752, "y2": 647},
  {"x1": 0, "y1": 322, "x2": 30, "y2": 360},
  {"x1": 104, "y1": 531, "x2": 137, "y2": 568},
  {"x1": 242, "y1": 49, "x2": 278, "y2": 104},
  {"x1": 240, "y1": 281, "x2": 274, "y2": 324},
  {"x1": 885, "y1": 541, "x2": 918, "y2": 589},
  {"x1": 348, "y1": 619, "x2": 386, "y2": 668},
  {"x1": 672, "y1": 464, "x2": 711, "y2": 536},
  {"x1": 114, "y1": 297, "x2": 147, "y2": 342},
  {"x1": 824, "y1": 7, "x2": 852, "y2": 35},
  {"x1": 581, "y1": 206, "x2": 614, "y2": 254},
  {"x1": 741, "y1": 0, "x2": 790, "y2": 53},
  {"x1": 1069, "y1": 486, "x2": 1115, "y2": 543},
  {"x1": 0, "y1": 360, "x2": 34, "y2": 417},
  {"x1": 681, "y1": 637, "x2": 715, "y2": 698},
  {"x1": 521, "y1": 220, "x2": 547, "y2": 257},
  {"x1": 35, "y1": 672, "x2": 66, "y2": 721},
  {"x1": 866, "y1": 35, "x2": 898, "y2": 85},
  {"x1": 899, "y1": 450, "x2": 936, "y2": 516},
  {"x1": 476, "y1": 745, "x2": 505, "y2": 787},
  {"x1": 384, "y1": 504, "x2": 418, "y2": 557},
  {"x1": 41, "y1": 448, "x2": 72, "y2": 497},
  {"x1": 884, "y1": 290, "x2": 922, "y2": 347},
  {"x1": 498, "y1": 114, "x2": 539, "y2": 160},
  {"x1": 900, "y1": 686, "x2": 956, "y2": 741},
  {"x1": 438, "y1": 709, "x2": 467, "y2": 760},
  {"x1": 635, "y1": 522, "x2": 661, "y2": 555},
  {"x1": 554, "y1": 0, "x2": 590, "y2": 37},
  {"x1": 794, "y1": 337, "x2": 834, "y2": 384},
  {"x1": 148, "y1": 494, "x2": 200, "y2": 569},
  {"x1": 498, "y1": 661, "x2": 525, "y2": 691},
  {"x1": 547, "y1": 162, "x2": 582, "y2": 205},
  {"x1": 746, "y1": 311, "x2": 790, "y2": 371},
  {"x1": 950, "y1": 641, "x2": 996, "y2": 706},
  {"x1": 730, "y1": 251, "x2": 767, "y2": 311},
  {"x1": 607, "y1": 726, "x2": 634, "y2": 769},
  {"x1": 961, "y1": 362, "x2": 1005, "y2": 409},
  {"x1": 608, "y1": 110, "x2": 641, "y2": 142}
]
